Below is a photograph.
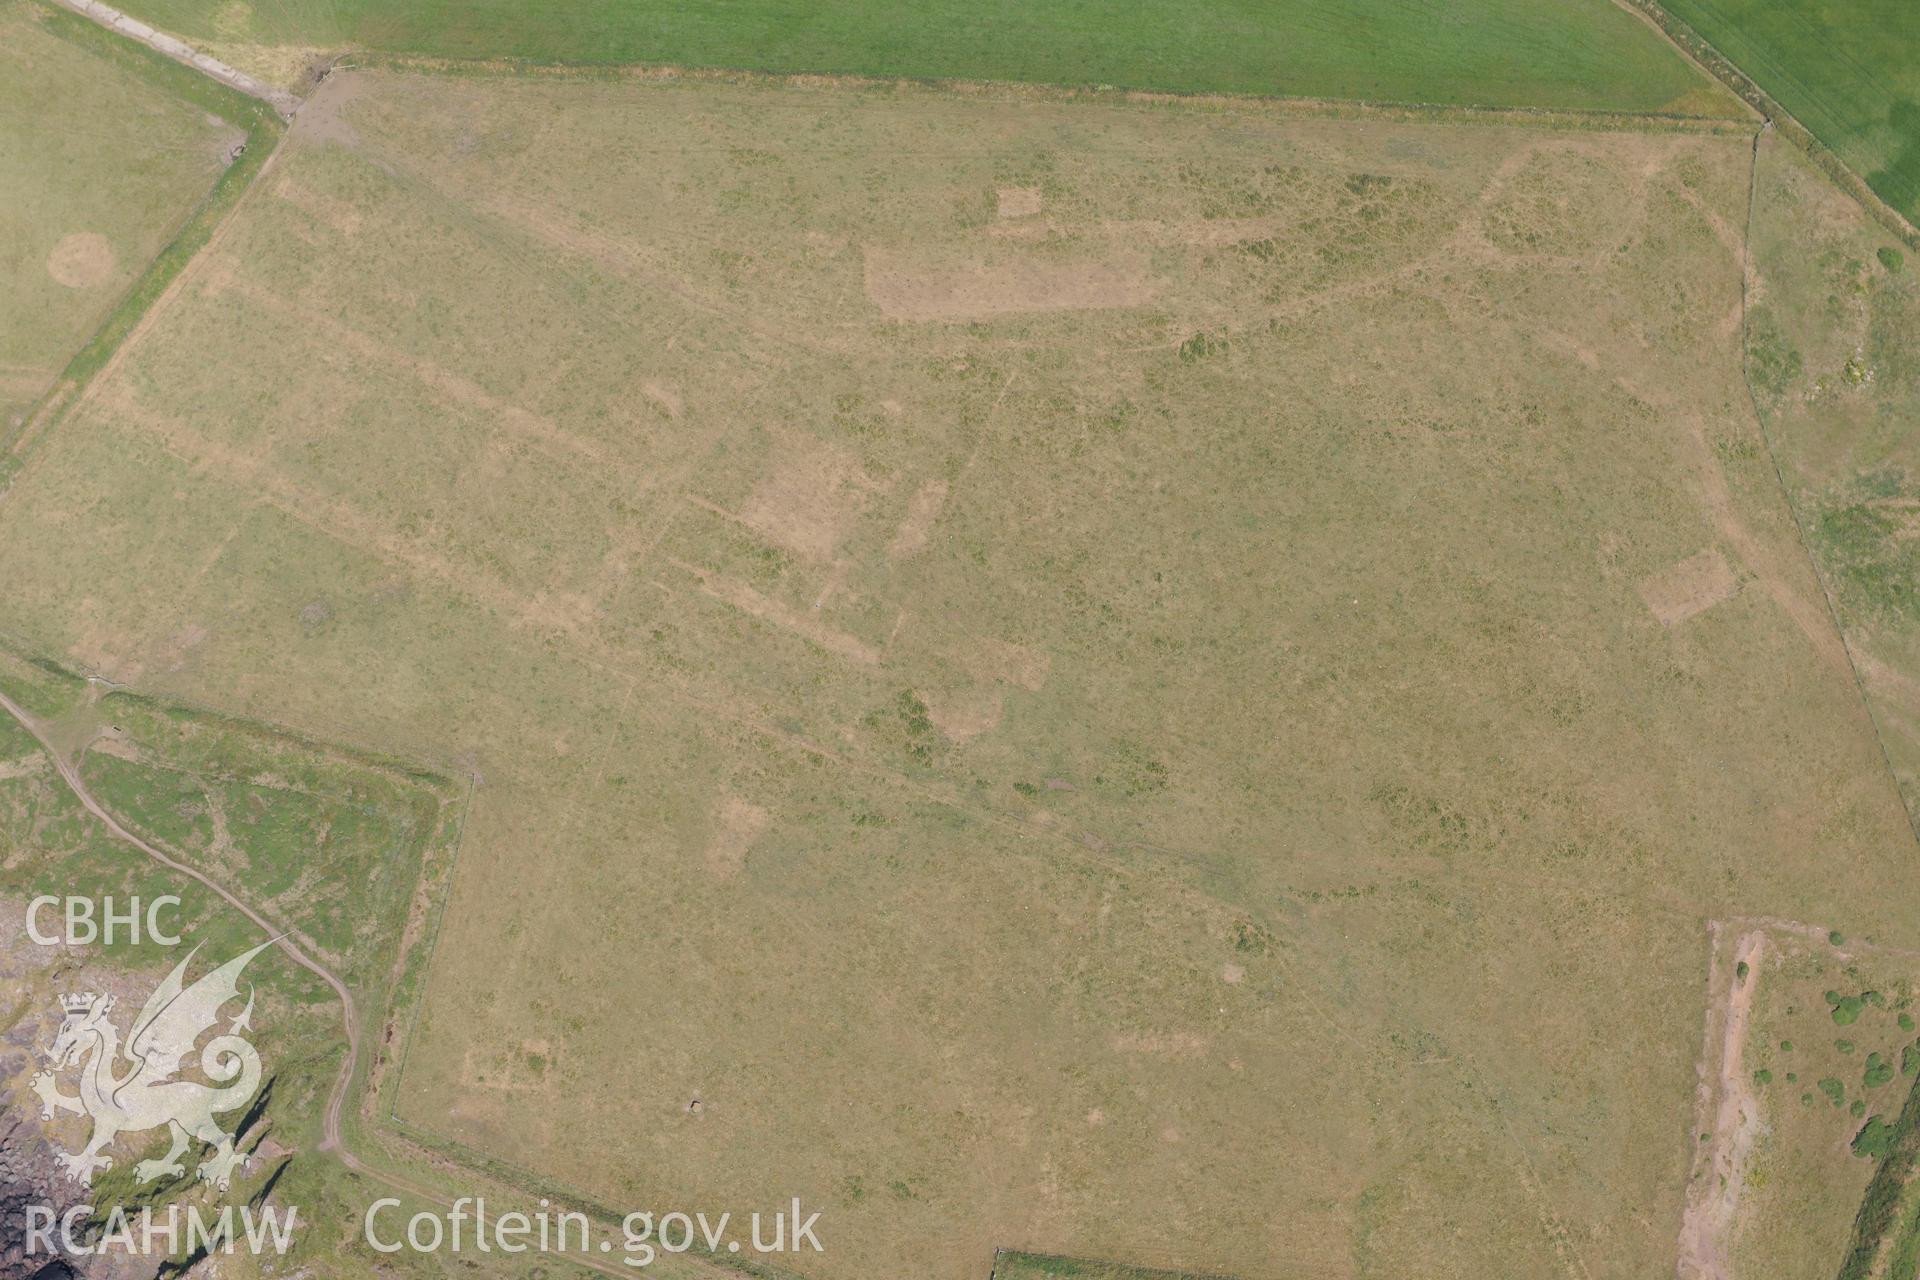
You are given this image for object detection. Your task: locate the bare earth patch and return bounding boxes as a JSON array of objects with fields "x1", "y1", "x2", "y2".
[
  {"x1": 922, "y1": 684, "x2": 1003, "y2": 743},
  {"x1": 706, "y1": 795, "x2": 770, "y2": 880},
  {"x1": 996, "y1": 186, "x2": 1044, "y2": 219},
  {"x1": 740, "y1": 432, "x2": 878, "y2": 562},
  {"x1": 862, "y1": 245, "x2": 1154, "y2": 321},
  {"x1": 1678, "y1": 927, "x2": 1767, "y2": 1280},
  {"x1": 1638, "y1": 548, "x2": 1739, "y2": 626},
  {"x1": 887, "y1": 478, "x2": 949, "y2": 561}
]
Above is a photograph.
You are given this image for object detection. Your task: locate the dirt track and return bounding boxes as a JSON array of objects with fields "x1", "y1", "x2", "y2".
[
  {"x1": 1678, "y1": 927, "x2": 1769, "y2": 1280},
  {"x1": 47, "y1": 0, "x2": 300, "y2": 116}
]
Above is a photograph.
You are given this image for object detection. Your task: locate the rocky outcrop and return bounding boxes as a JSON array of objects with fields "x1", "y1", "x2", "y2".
[{"x1": 0, "y1": 1109, "x2": 81, "y2": 1280}]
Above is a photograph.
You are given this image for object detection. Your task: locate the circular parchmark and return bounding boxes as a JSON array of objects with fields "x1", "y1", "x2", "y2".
[{"x1": 48, "y1": 232, "x2": 116, "y2": 289}]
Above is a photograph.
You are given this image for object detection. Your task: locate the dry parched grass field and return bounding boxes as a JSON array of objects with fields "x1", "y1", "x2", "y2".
[
  {"x1": 0, "y1": 66, "x2": 1916, "y2": 1279},
  {"x1": 0, "y1": 2, "x2": 239, "y2": 429}
]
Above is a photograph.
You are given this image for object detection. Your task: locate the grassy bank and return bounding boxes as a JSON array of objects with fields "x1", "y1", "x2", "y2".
[{"x1": 3, "y1": 2, "x2": 283, "y2": 475}]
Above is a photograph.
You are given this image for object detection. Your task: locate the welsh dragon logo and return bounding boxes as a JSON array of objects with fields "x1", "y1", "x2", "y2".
[{"x1": 31, "y1": 940, "x2": 272, "y2": 1192}]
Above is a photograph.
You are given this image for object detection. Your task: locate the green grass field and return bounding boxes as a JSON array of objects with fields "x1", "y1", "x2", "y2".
[
  {"x1": 1661, "y1": 0, "x2": 1920, "y2": 221},
  {"x1": 116, "y1": 0, "x2": 1736, "y2": 116}
]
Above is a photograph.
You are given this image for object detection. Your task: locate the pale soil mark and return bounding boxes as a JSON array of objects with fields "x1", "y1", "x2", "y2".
[
  {"x1": 810, "y1": 560, "x2": 849, "y2": 612},
  {"x1": 104, "y1": 393, "x2": 592, "y2": 638},
  {"x1": 1096, "y1": 216, "x2": 1283, "y2": 248},
  {"x1": 1679, "y1": 926, "x2": 1767, "y2": 1280},
  {"x1": 0, "y1": 755, "x2": 49, "y2": 782},
  {"x1": 1639, "y1": 548, "x2": 1740, "y2": 626},
  {"x1": 739, "y1": 432, "x2": 879, "y2": 562},
  {"x1": 641, "y1": 380, "x2": 683, "y2": 418},
  {"x1": 683, "y1": 492, "x2": 751, "y2": 528},
  {"x1": 212, "y1": 276, "x2": 627, "y2": 474},
  {"x1": 967, "y1": 638, "x2": 1051, "y2": 691},
  {"x1": 863, "y1": 246, "x2": 1155, "y2": 321},
  {"x1": 8, "y1": 133, "x2": 271, "y2": 472},
  {"x1": 1673, "y1": 180, "x2": 1748, "y2": 265},
  {"x1": 473, "y1": 191, "x2": 728, "y2": 320},
  {"x1": 1109, "y1": 1030, "x2": 1211, "y2": 1057},
  {"x1": 887, "y1": 478, "x2": 949, "y2": 561},
  {"x1": 668, "y1": 558, "x2": 878, "y2": 666},
  {"x1": 272, "y1": 173, "x2": 364, "y2": 235},
  {"x1": 1540, "y1": 330, "x2": 1848, "y2": 672},
  {"x1": 1671, "y1": 406, "x2": 1849, "y2": 671},
  {"x1": 367, "y1": 157, "x2": 837, "y2": 361},
  {"x1": 705, "y1": 796, "x2": 769, "y2": 880},
  {"x1": 921, "y1": 686, "x2": 1003, "y2": 743},
  {"x1": 996, "y1": 187, "x2": 1043, "y2": 219},
  {"x1": 0, "y1": 366, "x2": 55, "y2": 412},
  {"x1": 46, "y1": 233, "x2": 116, "y2": 290},
  {"x1": 1858, "y1": 649, "x2": 1920, "y2": 713}
]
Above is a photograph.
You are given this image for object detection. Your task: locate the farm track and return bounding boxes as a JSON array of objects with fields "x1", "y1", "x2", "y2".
[{"x1": 45, "y1": 0, "x2": 300, "y2": 115}]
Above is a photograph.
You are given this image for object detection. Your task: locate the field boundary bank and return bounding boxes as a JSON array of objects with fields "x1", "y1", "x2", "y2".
[
  {"x1": 1836, "y1": 1049, "x2": 1920, "y2": 1277},
  {"x1": 0, "y1": 1, "x2": 283, "y2": 480},
  {"x1": 0, "y1": 677, "x2": 375, "y2": 1148},
  {"x1": 348, "y1": 50, "x2": 1755, "y2": 139},
  {"x1": 1730, "y1": 129, "x2": 1920, "y2": 1280},
  {"x1": 1621, "y1": 0, "x2": 1919, "y2": 248},
  {"x1": 1733, "y1": 130, "x2": 1920, "y2": 862},
  {"x1": 45, "y1": 0, "x2": 299, "y2": 114},
  {"x1": 0, "y1": 636, "x2": 484, "y2": 1118},
  {"x1": 989, "y1": 1246, "x2": 1242, "y2": 1280}
]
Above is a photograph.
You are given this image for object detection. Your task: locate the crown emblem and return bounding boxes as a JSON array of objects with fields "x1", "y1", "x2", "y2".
[{"x1": 59, "y1": 992, "x2": 96, "y2": 1014}]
